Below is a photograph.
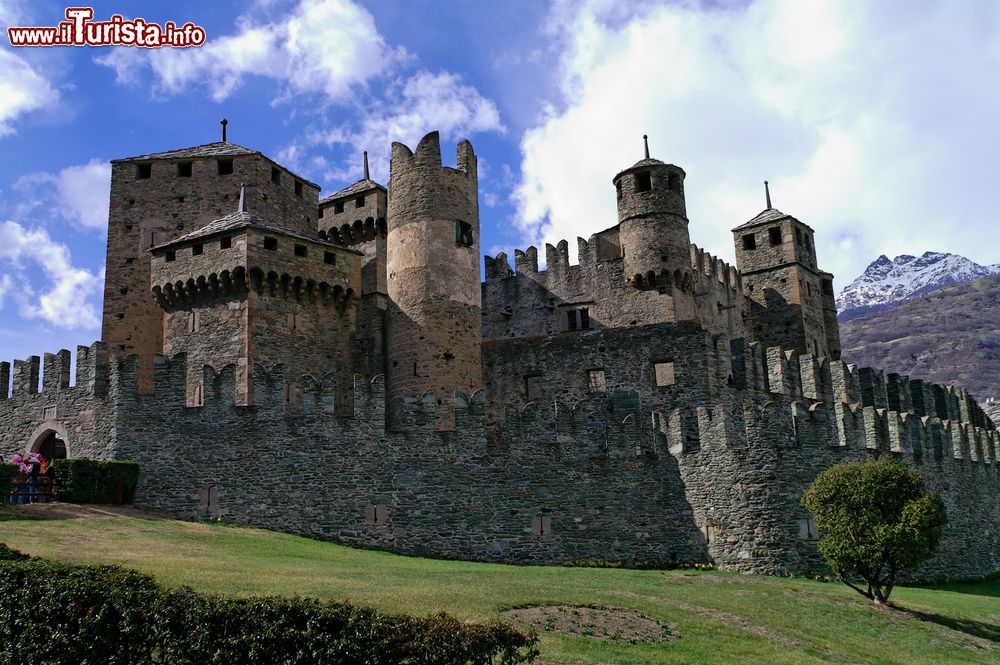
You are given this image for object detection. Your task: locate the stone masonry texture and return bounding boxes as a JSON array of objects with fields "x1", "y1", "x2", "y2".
[{"x1": 1, "y1": 130, "x2": 997, "y2": 580}]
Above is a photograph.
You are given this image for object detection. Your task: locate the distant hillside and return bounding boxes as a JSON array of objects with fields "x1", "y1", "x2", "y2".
[
  {"x1": 836, "y1": 252, "x2": 999, "y2": 322},
  {"x1": 839, "y1": 273, "x2": 1000, "y2": 423}
]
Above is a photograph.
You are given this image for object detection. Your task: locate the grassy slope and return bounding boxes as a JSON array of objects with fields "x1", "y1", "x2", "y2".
[{"x1": 1, "y1": 506, "x2": 998, "y2": 665}]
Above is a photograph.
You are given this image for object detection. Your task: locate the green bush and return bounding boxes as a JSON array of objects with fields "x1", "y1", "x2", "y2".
[
  {"x1": 51, "y1": 459, "x2": 140, "y2": 505},
  {"x1": 1, "y1": 463, "x2": 17, "y2": 488},
  {"x1": 802, "y1": 457, "x2": 947, "y2": 604},
  {"x1": 0, "y1": 544, "x2": 30, "y2": 562},
  {"x1": 0, "y1": 552, "x2": 538, "y2": 665}
]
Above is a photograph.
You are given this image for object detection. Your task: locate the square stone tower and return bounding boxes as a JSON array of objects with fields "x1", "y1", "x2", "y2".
[
  {"x1": 733, "y1": 205, "x2": 840, "y2": 359},
  {"x1": 150, "y1": 195, "x2": 361, "y2": 407},
  {"x1": 103, "y1": 137, "x2": 321, "y2": 391}
]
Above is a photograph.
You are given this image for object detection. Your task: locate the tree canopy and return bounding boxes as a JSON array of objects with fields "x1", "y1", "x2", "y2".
[{"x1": 801, "y1": 457, "x2": 947, "y2": 603}]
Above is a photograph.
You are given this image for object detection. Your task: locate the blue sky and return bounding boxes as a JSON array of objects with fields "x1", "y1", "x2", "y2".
[{"x1": 1, "y1": 0, "x2": 999, "y2": 366}]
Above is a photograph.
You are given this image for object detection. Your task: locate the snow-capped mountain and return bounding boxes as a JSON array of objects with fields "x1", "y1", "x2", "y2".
[{"x1": 836, "y1": 252, "x2": 1000, "y2": 321}]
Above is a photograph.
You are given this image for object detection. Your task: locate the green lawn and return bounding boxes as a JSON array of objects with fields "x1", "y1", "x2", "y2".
[{"x1": 2, "y1": 504, "x2": 998, "y2": 664}]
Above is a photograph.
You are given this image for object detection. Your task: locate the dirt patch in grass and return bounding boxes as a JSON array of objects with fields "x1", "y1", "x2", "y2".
[
  {"x1": 0, "y1": 503, "x2": 174, "y2": 521},
  {"x1": 502, "y1": 605, "x2": 674, "y2": 644}
]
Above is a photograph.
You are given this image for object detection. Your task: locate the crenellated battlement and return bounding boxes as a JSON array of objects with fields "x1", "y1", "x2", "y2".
[
  {"x1": 688, "y1": 243, "x2": 741, "y2": 291},
  {"x1": 0, "y1": 342, "x2": 110, "y2": 404}
]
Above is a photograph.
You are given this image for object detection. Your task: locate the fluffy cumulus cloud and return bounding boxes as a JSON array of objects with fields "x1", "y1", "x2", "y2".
[
  {"x1": 14, "y1": 159, "x2": 111, "y2": 233},
  {"x1": 512, "y1": 0, "x2": 1000, "y2": 284},
  {"x1": 309, "y1": 71, "x2": 505, "y2": 182},
  {"x1": 0, "y1": 52, "x2": 58, "y2": 136},
  {"x1": 0, "y1": 220, "x2": 103, "y2": 329},
  {"x1": 96, "y1": 0, "x2": 405, "y2": 103}
]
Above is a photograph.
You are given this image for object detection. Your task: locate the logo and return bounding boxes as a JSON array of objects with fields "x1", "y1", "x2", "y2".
[{"x1": 8, "y1": 7, "x2": 206, "y2": 48}]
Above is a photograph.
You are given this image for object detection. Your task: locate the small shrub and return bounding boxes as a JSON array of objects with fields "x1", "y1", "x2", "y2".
[{"x1": 51, "y1": 459, "x2": 140, "y2": 505}]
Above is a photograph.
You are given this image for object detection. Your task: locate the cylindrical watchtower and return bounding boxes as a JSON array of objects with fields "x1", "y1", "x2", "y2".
[
  {"x1": 613, "y1": 137, "x2": 690, "y2": 289},
  {"x1": 384, "y1": 131, "x2": 482, "y2": 428}
]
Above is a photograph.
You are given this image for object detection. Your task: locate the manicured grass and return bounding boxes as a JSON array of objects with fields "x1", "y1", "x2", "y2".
[{"x1": 2, "y1": 504, "x2": 998, "y2": 664}]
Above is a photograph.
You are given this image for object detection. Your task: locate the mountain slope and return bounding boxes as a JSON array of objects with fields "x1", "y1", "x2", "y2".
[
  {"x1": 839, "y1": 273, "x2": 1000, "y2": 423},
  {"x1": 836, "y1": 252, "x2": 999, "y2": 322}
]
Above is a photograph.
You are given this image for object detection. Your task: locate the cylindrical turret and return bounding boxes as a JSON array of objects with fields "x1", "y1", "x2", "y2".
[
  {"x1": 613, "y1": 154, "x2": 690, "y2": 290},
  {"x1": 384, "y1": 131, "x2": 482, "y2": 427}
]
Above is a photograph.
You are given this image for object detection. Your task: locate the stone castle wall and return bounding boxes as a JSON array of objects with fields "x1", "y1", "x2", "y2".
[
  {"x1": 3, "y1": 329, "x2": 995, "y2": 579},
  {"x1": 482, "y1": 239, "x2": 744, "y2": 344}
]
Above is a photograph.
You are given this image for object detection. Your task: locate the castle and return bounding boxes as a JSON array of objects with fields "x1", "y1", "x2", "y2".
[{"x1": 1, "y1": 127, "x2": 998, "y2": 578}]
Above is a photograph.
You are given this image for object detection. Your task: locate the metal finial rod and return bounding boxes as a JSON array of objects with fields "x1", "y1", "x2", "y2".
[
  {"x1": 765, "y1": 180, "x2": 772, "y2": 210},
  {"x1": 238, "y1": 182, "x2": 247, "y2": 213},
  {"x1": 363, "y1": 151, "x2": 370, "y2": 180},
  {"x1": 643, "y1": 134, "x2": 649, "y2": 159},
  {"x1": 220, "y1": 118, "x2": 228, "y2": 143}
]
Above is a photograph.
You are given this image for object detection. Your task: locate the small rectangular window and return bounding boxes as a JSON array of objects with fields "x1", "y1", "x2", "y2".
[
  {"x1": 355, "y1": 195, "x2": 365, "y2": 208},
  {"x1": 795, "y1": 227, "x2": 804, "y2": 245},
  {"x1": 365, "y1": 504, "x2": 388, "y2": 525},
  {"x1": 294, "y1": 244, "x2": 308, "y2": 257},
  {"x1": 455, "y1": 220, "x2": 473, "y2": 246},
  {"x1": 271, "y1": 167, "x2": 281, "y2": 184},
  {"x1": 263, "y1": 237, "x2": 278, "y2": 251},
  {"x1": 742, "y1": 233, "x2": 757, "y2": 250},
  {"x1": 635, "y1": 172, "x2": 652, "y2": 192},
  {"x1": 588, "y1": 369, "x2": 606, "y2": 393},
  {"x1": 186, "y1": 311, "x2": 200, "y2": 333},
  {"x1": 217, "y1": 158, "x2": 234, "y2": 175},
  {"x1": 192, "y1": 243, "x2": 203, "y2": 256},
  {"x1": 177, "y1": 161, "x2": 192, "y2": 177},
  {"x1": 532, "y1": 516, "x2": 552, "y2": 536},
  {"x1": 654, "y1": 362, "x2": 676, "y2": 387},
  {"x1": 524, "y1": 375, "x2": 543, "y2": 400},
  {"x1": 294, "y1": 180, "x2": 303, "y2": 197},
  {"x1": 768, "y1": 227, "x2": 782, "y2": 246},
  {"x1": 135, "y1": 163, "x2": 151, "y2": 180},
  {"x1": 220, "y1": 236, "x2": 232, "y2": 249},
  {"x1": 566, "y1": 310, "x2": 578, "y2": 332},
  {"x1": 165, "y1": 251, "x2": 176, "y2": 262},
  {"x1": 334, "y1": 201, "x2": 344, "y2": 214},
  {"x1": 287, "y1": 313, "x2": 301, "y2": 331},
  {"x1": 579, "y1": 307, "x2": 590, "y2": 330},
  {"x1": 324, "y1": 251, "x2": 336, "y2": 265}
]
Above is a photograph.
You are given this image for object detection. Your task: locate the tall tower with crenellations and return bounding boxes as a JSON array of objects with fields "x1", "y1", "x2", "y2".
[
  {"x1": 384, "y1": 131, "x2": 482, "y2": 429},
  {"x1": 733, "y1": 182, "x2": 841, "y2": 359},
  {"x1": 613, "y1": 136, "x2": 690, "y2": 290}
]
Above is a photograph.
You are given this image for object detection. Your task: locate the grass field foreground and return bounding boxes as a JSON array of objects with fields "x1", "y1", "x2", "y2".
[{"x1": 1, "y1": 504, "x2": 998, "y2": 665}]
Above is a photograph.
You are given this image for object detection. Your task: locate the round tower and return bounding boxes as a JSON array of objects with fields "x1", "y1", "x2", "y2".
[
  {"x1": 613, "y1": 136, "x2": 690, "y2": 289},
  {"x1": 385, "y1": 131, "x2": 482, "y2": 426}
]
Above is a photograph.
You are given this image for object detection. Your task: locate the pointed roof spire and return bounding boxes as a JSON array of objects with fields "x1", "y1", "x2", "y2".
[
  {"x1": 220, "y1": 118, "x2": 228, "y2": 143},
  {"x1": 643, "y1": 134, "x2": 650, "y2": 159},
  {"x1": 363, "y1": 151, "x2": 370, "y2": 180},
  {"x1": 238, "y1": 182, "x2": 247, "y2": 212},
  {"x1": 764, "y1": 180, "x2": 772, "y2": 210}
]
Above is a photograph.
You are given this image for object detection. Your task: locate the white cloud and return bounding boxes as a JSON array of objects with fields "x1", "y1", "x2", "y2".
[
  {"x1": 14, "y1": 159, "x2": 111, "y2": 233},
  {"x1": 0, "y1": 48, "x2": 59, "y2": 137},
  {"x1": 311, "y1": 70, "x2": 505, "y2": 183},
  {"x1": 0, "y1": 220, "x2": 103, "y2": 329},
  {"x1": 512, "y1": 0, "x2": 1000, "y2": 284},
  {"x1": 95, "y1": 0, "x2": 405, "y2": 103}
]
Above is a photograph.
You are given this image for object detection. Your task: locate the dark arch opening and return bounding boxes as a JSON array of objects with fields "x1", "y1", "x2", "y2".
[{"x1": 33, "y1": 432, "x2": 67, "y2": 462}]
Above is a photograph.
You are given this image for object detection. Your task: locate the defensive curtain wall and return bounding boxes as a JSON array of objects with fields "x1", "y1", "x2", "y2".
[{"x1": 2, "y1": 331, "x2": 996, "y2": 579}]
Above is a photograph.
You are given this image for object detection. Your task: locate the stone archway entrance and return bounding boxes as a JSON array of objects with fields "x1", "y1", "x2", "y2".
[
  {"x1": 33, "y1": 432, "x2": 67, "y2": 461},
  {"x1": 25, "y1": 421, "x2": 71, "y2": 461}
]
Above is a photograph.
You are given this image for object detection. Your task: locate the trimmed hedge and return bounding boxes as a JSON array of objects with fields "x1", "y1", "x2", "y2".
[
  {"x1": 0, "y1": 546, "x2": 538, "y2": 665},
  {"x1": 51, "y1": 459, "x2": 140, "y2": 505},
  {"x1": 1, "y1": 463, "x2": 18, "y2": 487}
]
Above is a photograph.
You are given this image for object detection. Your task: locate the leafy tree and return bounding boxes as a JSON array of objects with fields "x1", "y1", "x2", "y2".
[{"x1": 801, "y1": 457, "x2": 947, "y2": 604}]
